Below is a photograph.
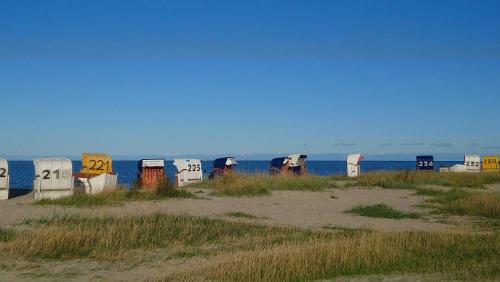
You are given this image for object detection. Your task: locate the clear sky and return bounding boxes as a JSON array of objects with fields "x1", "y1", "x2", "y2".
[{"x1": 1, "y1": 0, "x2": 499, "y2": 160}]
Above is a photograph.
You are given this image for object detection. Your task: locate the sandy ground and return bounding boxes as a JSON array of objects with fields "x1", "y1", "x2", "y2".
[
  {"x1": 0, "y1": 187, "x2": 460, "y2": 232},
  {"x1": 1, "y1": 186, "x2": 493, "y2": 281}
]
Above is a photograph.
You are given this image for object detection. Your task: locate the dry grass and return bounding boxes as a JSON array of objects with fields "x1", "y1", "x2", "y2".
[
  {"x1": 3, "y1": 213, "x2": 499, "y2": 280},
  {"x1": 353, "y1": 170, "x2": 500, "y2": 189},
  {"x1": 178, "y1": 231, "x2": 500, "y2": 281},
  {"x1": 187, "y1": 171, "x2": 500, "y2": 197},
  {"x1": 4, "y1": 213, "x2": 324, "y2": 260},
  {"x1": 440, "y1": 192, "x2": 500, "y2": 219},
  {"x1": 188, "y1": 173, "x2": 336, "y2": 196}
]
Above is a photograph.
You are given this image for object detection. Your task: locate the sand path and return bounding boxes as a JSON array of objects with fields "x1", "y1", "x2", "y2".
[{"x1": 1, "y1": 187, "x2": 458, "y2": 232}]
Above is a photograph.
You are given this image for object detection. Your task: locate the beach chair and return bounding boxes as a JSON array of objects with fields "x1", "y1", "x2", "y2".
[
  {"x1": 33, "y1": 158, "x2": 74, "y2": 200},
  {"x1": 0, "y1": 158, "x2": 9, "y2": 200},
  {"x1": 347, "y1": 154, "x2": 364, "y2": 177},
  {"x1": 137, "y1": 159, "x2": 166, "y2": 189},
  {"x1": 173, "y1": 159, "x2": 203, "y2": 187},
  {"x1": 209, "y1": 157, "x2": 237, "y2": 179},
  {"x1": 416, "y1": 156, "x2": 434, "y2": 171}
]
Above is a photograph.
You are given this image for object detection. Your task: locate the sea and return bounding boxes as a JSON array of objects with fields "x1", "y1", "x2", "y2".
[{"x1": 8, "y1": 160, "x2": 462, "y2": 189}]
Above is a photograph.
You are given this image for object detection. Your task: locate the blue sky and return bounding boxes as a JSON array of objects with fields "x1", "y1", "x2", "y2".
[{"x1": 1, "y1": 0, "x2": 499, "y2": 160}]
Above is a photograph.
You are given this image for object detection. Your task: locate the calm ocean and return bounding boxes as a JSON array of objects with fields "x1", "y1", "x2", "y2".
[{"x1": 7, "y1": 160, "x2": 462, "y2": 189}]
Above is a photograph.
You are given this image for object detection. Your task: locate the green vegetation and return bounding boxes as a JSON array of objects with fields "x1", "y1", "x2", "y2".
[
  {"x1": 0, "y1": 228, "x2": 14, "y2": 242},
  {"x1": 188, "y1": 173, "x2": 337, "y2": 196},
  {"x1": 35, "y1": 182, "x2": 193, "y2": 207},
  {"x1": 224, "y1": 212, "x2": 260, "y2": 219},
  {"x1": 353, "y1": 170, "x2": 500, "y2": 189},
  {"x1": 346, "y1": 204, "x2": 421, "y2": 219}
]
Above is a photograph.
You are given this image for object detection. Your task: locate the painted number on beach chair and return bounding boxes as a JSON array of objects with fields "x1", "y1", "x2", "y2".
[
  {"x1": 187, "y1": 164, "x2": 201, "y2": 172},
  {"x1": 418, "y1": 161, "x2": 433, "y2": 167},
  {"x1": 0, "y1": 168, "x2": 6, "y2": 177},
  {"x1": 42, "y1": 169, "x2": 60, "y2": 180},
  {"x1": 465, "y1": 161, "x2": 480, "y2": 167},
  {"x1": 88, "y1": 160, "x2": 110, "y2": 171}
]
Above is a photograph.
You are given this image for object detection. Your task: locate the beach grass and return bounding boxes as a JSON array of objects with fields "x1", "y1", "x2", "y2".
[
  {"x1": 352, "y1": 170, "x2": 500, "y2": 189},
  {"x1": 415, "y1": 188, "x2": 500, "y2": 219},
  {"x1": 438, "y1": 192, "x2": 500, "y2": 219},
  {"x1": 4, "y1": 213, "x2": 324, "y2": 260},
  {"x1": 3, "y1": 213, "x2": 499, "y2": 280},
  {"x1": 346, "y1": 204, "x2": 421, "y2": 219},
  {"x1": 181, "y1": 231, "x2": 500, "y2": 281},
  {"x1": 35, "y1": 182, "x2": 193, "y2": 207},
  {"x1": 188, "y1": 173, "x2": 337, "y2": 196},
  {"x1": 187, "y1": 171, "x2": 500, "y2": 197}
]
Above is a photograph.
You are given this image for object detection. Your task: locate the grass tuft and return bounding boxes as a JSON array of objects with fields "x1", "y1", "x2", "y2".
[
  {"x1": 189, "y1": 173, "x2": 336, "y2": 197},
  {"x1": 346, "y1": 204, "x2": 421, "y2": 219},
  {"x1": 224, "y1": 212, "x2": 260, "y2": 219}
]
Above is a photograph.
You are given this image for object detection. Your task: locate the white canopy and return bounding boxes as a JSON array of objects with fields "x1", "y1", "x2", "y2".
[
  {"x1": 173, "y1": 159, "x2": 201, "y2": 172},
  {"x1": 347, "y1": 154, "x2": 363, "y2": 165},
  {"x1": 225, "y1": 157, "x2": 238, "y2": 166},
  {"x1": 287, "y1": 154, "x2": 307, "y2": 167},
  {"x1": 33, "y1": 157, "x2": 73, "y2": 200},
  {"x1": 141, "y1": 159, "x2": 165, "y2": 168},
  {"x1": 33, "y1": 158, "x2": 72, "y2": 176},
  {"x1": 0, "y1": 158, "x2": 7, "y2": 170}
]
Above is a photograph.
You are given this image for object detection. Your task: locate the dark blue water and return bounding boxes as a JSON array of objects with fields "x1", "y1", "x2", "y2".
[{"x1": 7, "y1": 160, "x2": 462, "y2": 189}]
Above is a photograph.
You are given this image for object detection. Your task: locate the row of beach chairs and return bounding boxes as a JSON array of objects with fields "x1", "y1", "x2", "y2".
[{"x1": 0, "y1": 153, "x2": 498, "y2": 200}]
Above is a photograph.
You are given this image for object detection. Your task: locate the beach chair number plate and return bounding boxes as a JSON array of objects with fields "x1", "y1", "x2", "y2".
[
  {"x1": 85, "y1": 160, "x2": 110, "y2": 171},
  {"x1": 187, "y1": 164, "x2": 201, "y2": 172},
  {"x1": 465, "y1": 161, "x2": 480, "y2": 168},
  {"x1": 0, "y1": 168, "x2": 6, "y2": 177},
  {"x1": 417, "y1": 161, "x2": 433, "y2": 168}
]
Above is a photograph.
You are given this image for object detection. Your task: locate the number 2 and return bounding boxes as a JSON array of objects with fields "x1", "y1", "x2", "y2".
[
  {"x1": 42, "y1": 170, "x2": 51, "y2": 179},
  {"x1": 0, "y1": 168, "x2": 6, "y2": 177}
]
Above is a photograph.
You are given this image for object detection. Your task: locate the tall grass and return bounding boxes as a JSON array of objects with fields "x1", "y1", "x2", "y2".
[
  {"x1": 35, "y1": 182, "x2": 193, "y2": 207},
  {"x1": 415, "y1": 188, "x2": 500, "y2": 219},
  {"x1": 175, "y1": 231, "x2": 500, "y2": 281},
  {"x1": 439, "y1": 192, "x2": 500, "y2": 219},
  {"x1": 4, "y1": 214, "x2": 323, "y2": 259},
  {"x1": 4, "y1": 213, "x2": 499, "y2": 280},
  {"x1": 189, "y1": 173, "x2": 336, "y2": 196},
  {"x1": 353, "y1": 170, "x2": 500, "y2": 189}
]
